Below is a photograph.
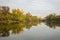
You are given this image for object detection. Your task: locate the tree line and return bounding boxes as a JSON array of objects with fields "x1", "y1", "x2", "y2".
[
  {"x1": 0, "y1": 6, "x2": 60, "y2": 37},
  {"x1": 0, "y1": 6, "x2": 60, "y2": 23},
  {"x1": 0, "y1": 6, "x2": 41, "y2": 23}
]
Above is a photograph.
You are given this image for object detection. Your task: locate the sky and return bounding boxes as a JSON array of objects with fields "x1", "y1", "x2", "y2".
[{"x1": 0, "y1": 0, "x2": 60, "y2": 17}]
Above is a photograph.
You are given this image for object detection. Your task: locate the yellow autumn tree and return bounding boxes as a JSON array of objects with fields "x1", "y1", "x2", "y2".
[
  {"x1": 12, "y1": 9, "x2": 25, "y2": 22},
  {"x1": 25, "y1": 12, "x2": 32, "y2": 22}
]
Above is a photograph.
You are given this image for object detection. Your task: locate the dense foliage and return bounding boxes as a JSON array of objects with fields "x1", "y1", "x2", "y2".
[
  {"x1": 45, "y1": 13, "x2": 60, "y2": 22},
  {"x1": 0, "y1": 6, "x2": 60, "y2": 37},
  {"x1": 0, "y1": 6, "x2": 41, "y2": 23}
]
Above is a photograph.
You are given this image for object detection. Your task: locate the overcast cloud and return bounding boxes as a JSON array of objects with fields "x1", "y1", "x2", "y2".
[{"x1": 0, "y1": 0, "x2": 60, "y2": 17}]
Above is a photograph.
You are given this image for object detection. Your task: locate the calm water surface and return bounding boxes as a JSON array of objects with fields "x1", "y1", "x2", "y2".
[{"x1": 0, "y1": 23, "x2": 60, "y2": 40}]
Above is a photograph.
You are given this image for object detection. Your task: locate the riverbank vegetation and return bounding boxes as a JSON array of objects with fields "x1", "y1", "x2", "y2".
[
  {"x1": 0, "y1": 6, "x2": 41, "y2": 23},
  {"x1": 45, "y1": 13, "x2": 60, "y2": 22},
  {"x1": 0, "y1": 6, "x2": 60, "y2": 37},
  {"x1": 0, "y1": 6, "x2": 60, "y2": 23}
]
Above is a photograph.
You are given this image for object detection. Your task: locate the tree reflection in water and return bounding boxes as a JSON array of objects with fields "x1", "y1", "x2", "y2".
[
  {"x1": 0, "y1": 21, "x2": 60, "y2": 37},
  {"x1": 0, "y1": 21, "x2": 41, "y2": 37},
  {"x1": 45, "y1": 21, "x2": 60, "y2": 29}
]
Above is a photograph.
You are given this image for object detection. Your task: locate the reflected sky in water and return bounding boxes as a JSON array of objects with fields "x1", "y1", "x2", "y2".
[{"x1": 0, "y1": 22, "x2": 60, "y2": 40}]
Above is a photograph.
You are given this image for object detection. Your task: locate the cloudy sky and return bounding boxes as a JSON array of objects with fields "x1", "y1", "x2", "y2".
[{"x1": 0, "y1": 0, "x2": 60, "y2": 17}]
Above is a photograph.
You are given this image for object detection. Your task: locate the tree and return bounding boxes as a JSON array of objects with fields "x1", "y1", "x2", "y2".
[
  {"x1": 45, "y1": 13, "x2": 56, "y2": 22},
  {"x1": 12, "y1": 9, "x2": 25, "y2": 22},
  {"x1": 25, "y1": 12, "x2": 32, "y2": 22}
]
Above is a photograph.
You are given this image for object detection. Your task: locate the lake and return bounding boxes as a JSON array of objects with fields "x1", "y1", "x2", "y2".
[
  {"x1": 0, "y1": 0, "x2": 60, "y2": 40},
  {"x1": 0, "y1": 22, "x2": 60, "y2": 40}
]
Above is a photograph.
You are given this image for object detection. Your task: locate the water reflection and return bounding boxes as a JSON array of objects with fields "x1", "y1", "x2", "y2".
[
  {"x1": 0, "y1": 21, "x2": 60, "y2": 37},
  {"x1": 0, "y1": 21, "x2": 40, "y2": 37},
  {"x1": 45, "y1": 21, "x2": 60, "y2": 29}
]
